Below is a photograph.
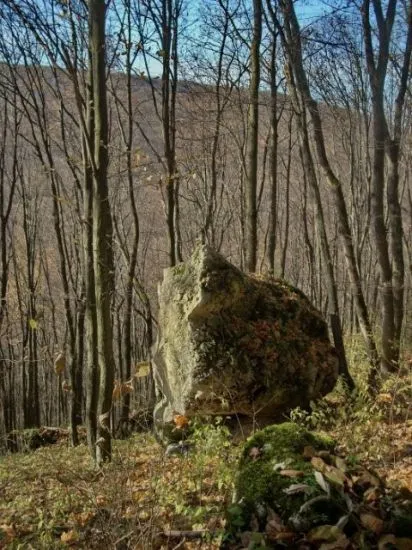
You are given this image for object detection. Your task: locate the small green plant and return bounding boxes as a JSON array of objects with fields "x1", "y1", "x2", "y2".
[{"x1": 153, "y1": 416, "x2": 238, "y2": 532}]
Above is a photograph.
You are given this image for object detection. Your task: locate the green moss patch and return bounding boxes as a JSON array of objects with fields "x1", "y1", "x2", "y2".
[{"x1": 231, "y1": 422, "x2": 336, "y2": 532}]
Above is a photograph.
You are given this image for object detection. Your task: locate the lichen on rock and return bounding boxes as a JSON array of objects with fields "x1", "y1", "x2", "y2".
[{"x1": 152, "y1": 245, "x2": 339, "y2": 440}]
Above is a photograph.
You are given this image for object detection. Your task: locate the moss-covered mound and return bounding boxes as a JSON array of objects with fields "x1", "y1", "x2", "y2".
[
  {"x1": 227, "y1": 423, "x2": 336, "y2": 534},
  {"x1": 225, "y1": 422, "x2": 412, "y2": 549}
]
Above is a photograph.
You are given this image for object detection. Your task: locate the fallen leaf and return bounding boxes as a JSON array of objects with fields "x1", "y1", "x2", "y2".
[
  {"x1": 112, "y1": 381, "x2": 122, "y2": 400},
  {"x1": 324, "y1": 466, "x2": 347, "y2": 487},
  {"x1": 314, "y1": 470, "x2": 330, "y2": 494},
  {"x1": 113, "y1": 380, "x2": 134, "y2": 400},
  {"x1": 279, "y1": 469, "x2": 305, "y2": 478},
  {"x1": 265, "y1": 509, "x2": 285, "y2": 538},
  {"x1": 311, "y1": 456, "x2": 327, "y2": 473},
  {"x1": 394, "y1": 539, "x2": 412, "y2": 550},
  {"x1": 319, "y1": 534, "x2": 350, "y2": 549},
  {"x1": 364, "y1": 486, "x2": 380, "y2": 503},
  {"x1": 249, "y1": 447, "x2": 261, "y2": 460},
  {"x1": 61, "y1": 529, "x2": 79, "y2": 544},
  {"x1": 95, "y1": 494, "x2": 107, "y2": 507},
  {"x1": 335, "y1": 457, "x2": 347, "y2": 472},
  {"x1": 308, "y1": 525, "x2": 342, "y2": 542},
  {"x1": 376, "y1": 393, "x2": 393, "y2": 404},
  {"x1": 138, "y1": 510, "x2": 151, "y2": 520},
  {"x1": 355, "y1": 471, "x2": 381, "y2": 489},
  {"x1": 72, "y1": 511, "x2": 94, "y2": 527},
  {"x1": 360, "y1": 513, "x2": 384, "y2": 534},
  {"x1": 273, "y1": 459, "x2": 291, "y2": 471},
  {"x1": 283, "y1": 483, "x2": 312, "y2": 495},
  {"x1": 274, "y1": 531, "x2": 296, "y2": 541},
  {"x1": 0, "y1": 524, "x2": 16, "y2": 540}
]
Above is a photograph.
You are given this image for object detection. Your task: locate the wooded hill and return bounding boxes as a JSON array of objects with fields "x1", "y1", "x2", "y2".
[{"x1": 0, "y1": 0, "x2": 411, "y2": 454}]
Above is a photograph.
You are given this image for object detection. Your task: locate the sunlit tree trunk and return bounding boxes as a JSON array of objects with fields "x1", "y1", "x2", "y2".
[{"x1": 88, "y1": 0, "x2": 115, "y2": 465}]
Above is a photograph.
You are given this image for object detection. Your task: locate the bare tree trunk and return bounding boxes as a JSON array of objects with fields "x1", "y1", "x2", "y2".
[
  {"x1": 278, "y1": 0, "x2": 379, "y2": 389},
  {"x1": 265, "y1": 34, "x2": 279, "y2": 274},
  {"x1": 83, "y1": 104, "x2": 99, "y2": 457},
  {"x1": 89, "y1": 0, "x2": 115, "y2": 465},
  {"x1": 245, "y1": 0, "x2": 262, "y2": 272},
  {"x1": 362, "y1": 0, "x2": 410, "y2": 371}
]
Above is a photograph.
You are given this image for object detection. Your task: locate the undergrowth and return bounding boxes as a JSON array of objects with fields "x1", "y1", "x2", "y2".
[
  {"x1": 0, "y1": 420, "x2": 238, "y2": 549},
  {"x1": 1, "y1": 336, "x2": 411, "y2": 548},
  {"x1": 289, "y1": 335, "x2": 412, "y2": 470}
]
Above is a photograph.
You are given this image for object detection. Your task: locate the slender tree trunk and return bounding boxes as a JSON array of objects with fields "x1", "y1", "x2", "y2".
[
  {"x1": 278, "y1": 0, "x2": 379, "y2": 389},
  {"x1": 89, "y1": 0, "x2": 115, "y2": 465},
  {"x1": 245, "y1": 0, "x2": 262, "y2": 272},
  {"x1": 266, "y1": 35, "x2": 279, "y2": 274}
]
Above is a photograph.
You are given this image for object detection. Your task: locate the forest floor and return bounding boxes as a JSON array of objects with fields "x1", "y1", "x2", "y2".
[{"x1": 1, "y1": 352, "x2": 412, "y2": 549}]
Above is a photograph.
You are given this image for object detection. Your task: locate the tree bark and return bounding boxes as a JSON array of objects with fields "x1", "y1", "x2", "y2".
[{"x1": 245, "y1": 0, "x2": 262, "y2": 272}]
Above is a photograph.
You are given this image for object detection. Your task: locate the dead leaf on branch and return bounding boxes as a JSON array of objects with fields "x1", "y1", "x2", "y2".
[
  {"x1": 112, "y1": 380, "x2": 134, "y2": 400},
  {"x1": 173, "y1": 414, "x2": 189, "y2": 430}
]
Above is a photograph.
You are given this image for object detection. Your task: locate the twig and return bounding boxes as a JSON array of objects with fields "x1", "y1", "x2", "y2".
[{"x1": 160, "y1": 529, "x2": 208, "y2": 539}]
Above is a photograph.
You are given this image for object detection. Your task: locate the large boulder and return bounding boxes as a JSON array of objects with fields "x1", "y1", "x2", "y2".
[{"x1": 152, "y1": 245, "x2": 338, "y2": 436}]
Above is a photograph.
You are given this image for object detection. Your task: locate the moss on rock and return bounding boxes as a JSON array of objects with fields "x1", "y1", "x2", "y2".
[
  {"x1": 230, "y1": 422, "x2": 337, "y2": 534},
  {"x1": 152, "y1": 245, "x2": 339, "y2": 440}
]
